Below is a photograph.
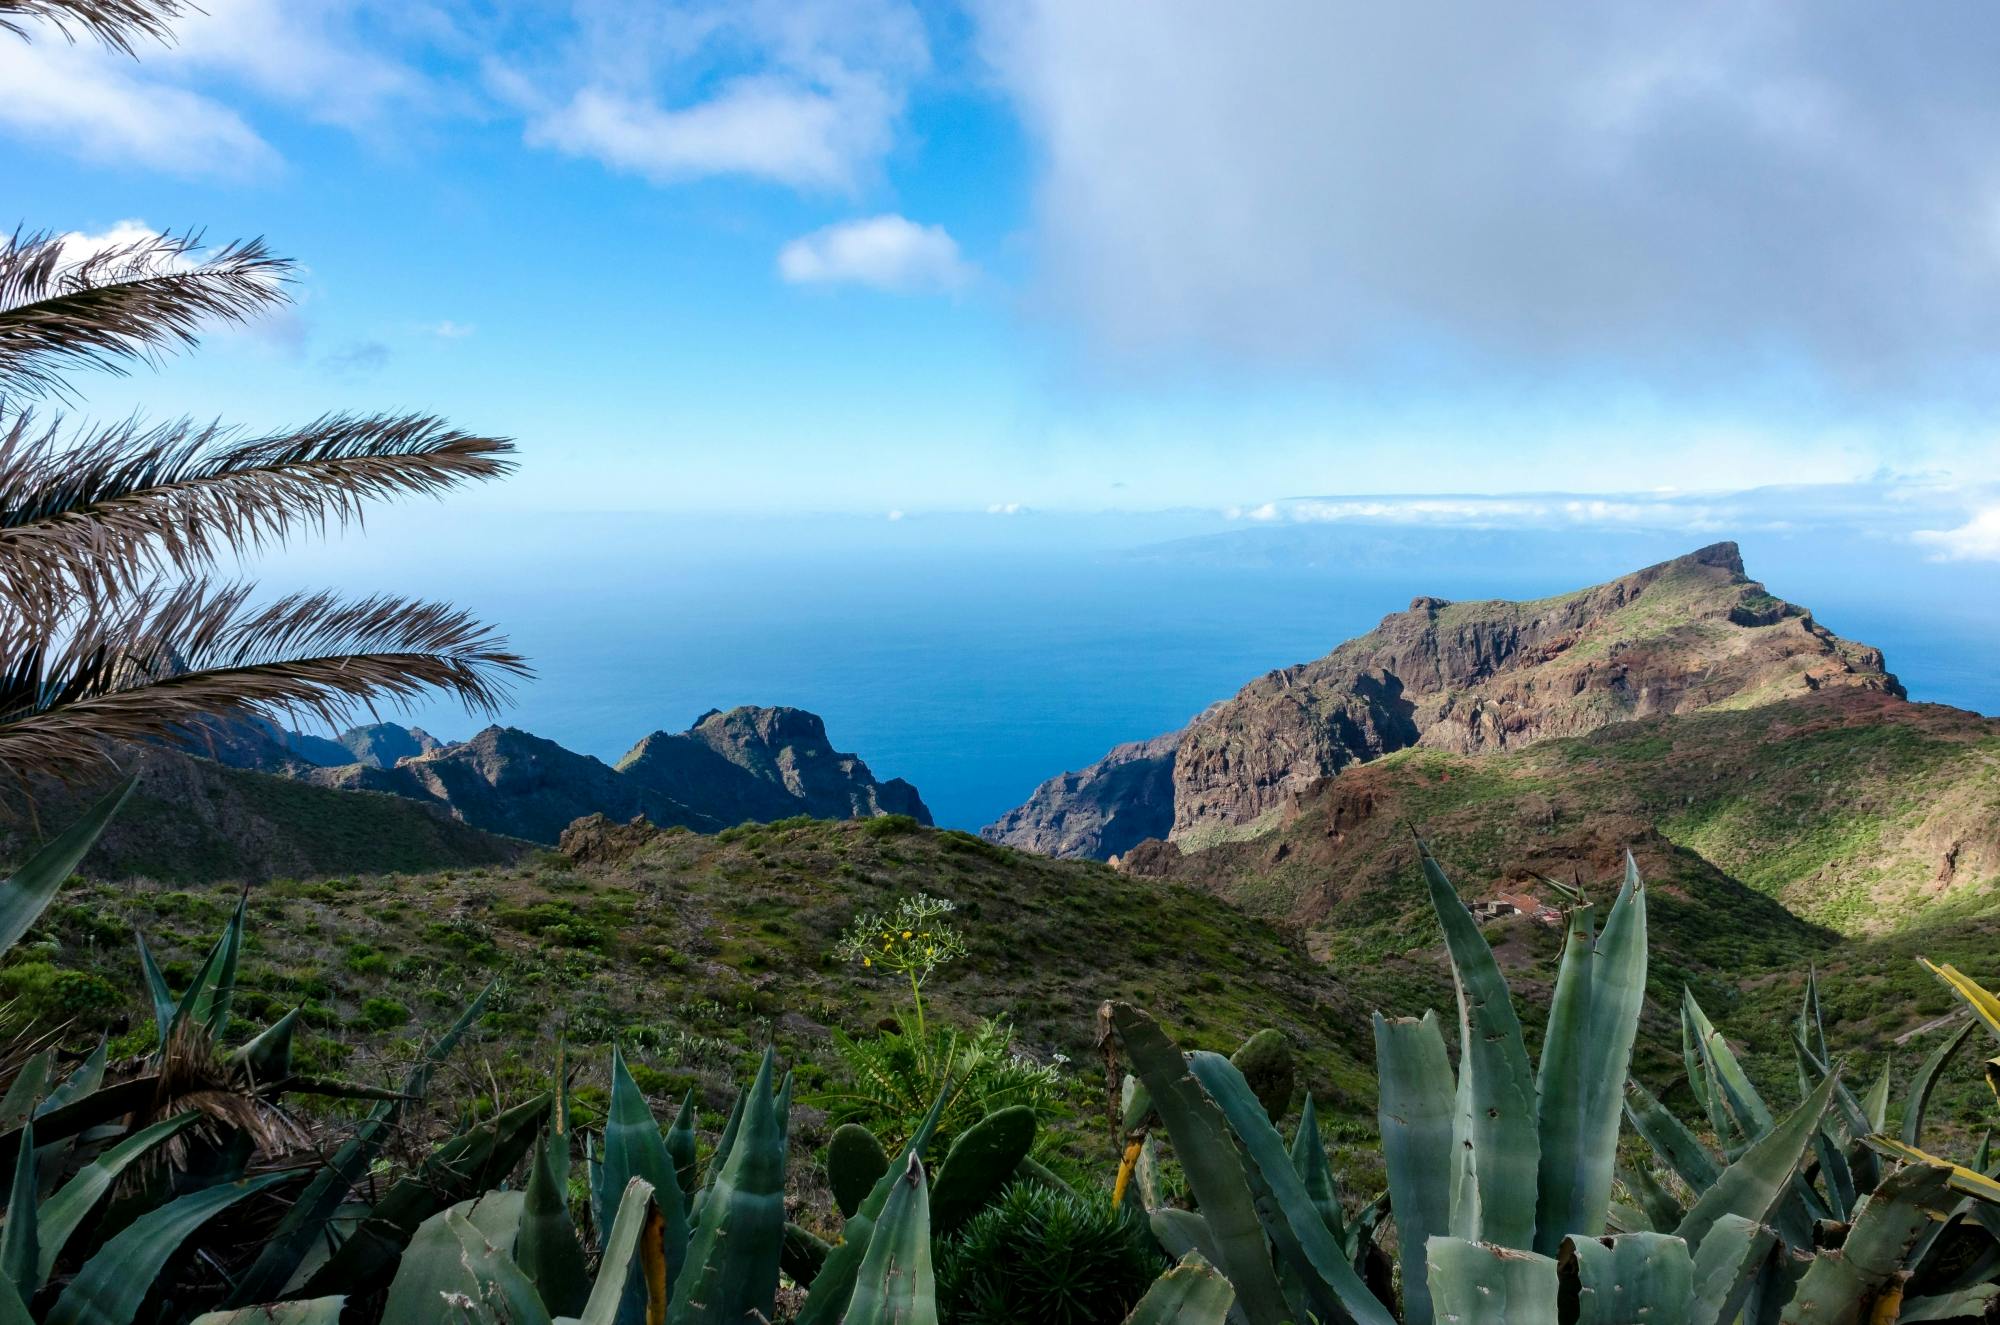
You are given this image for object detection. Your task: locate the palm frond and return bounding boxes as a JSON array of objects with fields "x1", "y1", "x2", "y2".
[
  {"x1": 0, "y1": 0, "x2": 190, "y2": 54},
  {"x1": 0, "y1": 411, "x2": 516, "y2": 614},
  {"x1": 0, "y1": 580, "x2": 530, "y2": 782},
  {"x1": 0, "y1": 228, "x2": 292, "y2": 399}
]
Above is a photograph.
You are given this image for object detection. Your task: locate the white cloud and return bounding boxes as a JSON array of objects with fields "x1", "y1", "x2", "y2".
[
  {"x1": 1914, "y1": 506, "x2": 2000, "y2": 561},
  {"x1": 778, "y1": 215, "x2": 973, "y2": 292},
  {"x1": 886, "y1": 509, "x2": 905, "y2": 521},
  {"x1": 508, "y1": 0, "x2": 927, "y2": 193},
  {"x1": 977, "y1": 2, "x2": 2000, "y2": 396},
  {"x1": 0, "y1": 41, "x2": 273, "y2": 176},
  {"x1": 987, "y1": 501, "x2": 1026, "y2": 515},
  {"x1": 430, "y1": 320, "x2": 476, "y2": 339}
]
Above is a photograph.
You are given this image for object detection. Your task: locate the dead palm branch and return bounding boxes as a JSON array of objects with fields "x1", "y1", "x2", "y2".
[
  {"x1": 0, "y1": 0, "x2": 191, "y2": 54},
  {"x1": 0, "y1": 228, "x2": 292, "y2": 400},
  {"x1": 0, "y1": 581, "x2": 529, "y2": 782}
]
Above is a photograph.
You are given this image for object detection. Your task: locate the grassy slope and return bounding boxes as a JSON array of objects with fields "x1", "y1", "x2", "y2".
[
  {"x1": 3, "y1": 746, "x2": 528, "y2": 882},
  {"x1": 15, "y1": 814, "x2": 1381, "y2": 1201}
]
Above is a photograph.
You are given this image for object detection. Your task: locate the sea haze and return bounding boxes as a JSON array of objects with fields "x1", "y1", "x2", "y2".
[{"x1": 270, "y1": 506, "x2": 2000, "y2": 832}]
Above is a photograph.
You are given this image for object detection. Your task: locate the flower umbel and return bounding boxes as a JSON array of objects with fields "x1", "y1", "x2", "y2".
[{"x1": 835, "y1": 892, "x2": 968, "y2": 1045}]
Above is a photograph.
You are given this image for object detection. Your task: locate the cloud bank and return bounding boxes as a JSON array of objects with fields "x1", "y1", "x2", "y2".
[{"x1": 978, "y1": 1, "x2": 2000, "y2": 397}]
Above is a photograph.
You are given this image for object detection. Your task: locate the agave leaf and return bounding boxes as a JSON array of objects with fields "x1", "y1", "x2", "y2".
[
  {"x1": 1860, "y1": 1062, "x2": 1891, "y2": 1136},
  {"x1": 1188, "y1": 1049, "x2": 1396, "y2": 1325},
  {"x1": 195, "y1": 892, "x2": 247, "y2": 1038},
  {"x1": 1902, "y1": 1020, "x2": 1976, "y2": 1149},
  {"x1": 1375, "y1": 1010, "x2": 1457, "y2": 1325},
  {"x1": 793, "y1": 1076, "x2": 951, "y2": 1325},
  {"x1": 698, "y1": 1085, "x2": 746, "y2": 1201},
  {"x1": 1676, "y1": 1068, "x2": 1837, "y2": 1256},
  {"x1": 1624, "y1": 1164, "x2": 1685, "y2": 1234},
  {"x1": 665, "y1": 1090, "x2": 698, "y2": 1204},
  {"x1": 1122, "y1": 1251, "x2": 1237, "y2": 1325},
  {"x1": 46, "y1": 1170, "x2": 291, "y2": 1325},
  {"x1": 1862, "y1": 1136, "x2": 2000, "y2": 1205},
  {"x1": 232, "y1": 1007, "x2": 302, "y2": 1084},
  {"x1": 0, "y1": 1051, "x2": 51, "y2": 1132},
  {"x1": 576, "y1": 1178, "x2": 661, "y2": 1325},
  {"x1": 0, "y1": 778, "x2": 134, "y2": 957},
  {"x1": 1104, "y1": 1004, "x2": 1291, "y2": 1325},
  {"x1": 1290, "y1": 1093, "x2": 1345, "y2": 1243},
  {"x1": 1425, "y1": 1237, "x2": 1559, "y2": 1325},
  {"x1": 1684, "y1": 990, "x2": 1775, "y2": 1140},
  {"x1": 133, "y1": 930, "x2": 175, "y2": 1048},
  {"x1": 595, "y1": 1046, "x2": 688, "y2": 1322},
  {"x1": 1538, "y1": 859, "x2": 1649, "y2": 1254},
  {"x1": 0, "y1": 1286, "x2": 24, "y2": 1325},
  {"x1": 33, "y1": 1111, "x2": 202, "y2": 1285},
  {"x1": 1624, "y1": 1069, "x2": 1720, "y2": 1194},
  {"x1": 38, "y1": 1041, "x2": 107, "y2": 1119},
  {"x1": 1, "y1": 1121, "x2": 37, "y2": 1293},
  {"x1": 1797, "y1": 969, "x2": 1828, "y2": 1080},
  {"x1": 297, "y1": 1092, "x2": 550, "y2": 1302},
  {"x1": 1687, "y1": 1214, "x2": 1777, "y2": 1325},
  {"x1": 1417, "y1": 840, "x2": 1539, "y2": 1250},
  {"x1": 1559, "y1": 1231, "x2": 1694, "y2": 1325},
  {"x1": 448, "y1": 1207, "x2": 556, "y2": 1325},
  {"x1": 1149, "y1": 1208, "x2": 1222, "y2": 1267},
  {"x1": 518, "y1": 1126, "x2": 589, "y2": 1318},
  {"x1": 1922, "y1": 960, "x2": 2000, "y2": 1043},
  {"x1": 667, "y1": 1050, "x2": 789, "y2": 1325},
  {"x1": 380, "y1": 1194, "x2": 530, "y2": 1325},
  {"x1": 224, "y1": 983, "x2": 491, "y2": 1306},
  {"x1": 840, "y1": 1153, "x2": 936, "y2": 1325},
  {"x1": 190, "y1": 1302, "x2": 345, "y2": 1325},
  {"x1": 1775, "y1": 1162, "x2": 1952, "y2": 1325}
]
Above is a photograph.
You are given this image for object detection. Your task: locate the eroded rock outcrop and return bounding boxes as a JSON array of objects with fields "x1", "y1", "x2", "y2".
[{"x1": 988, "y1": 543, "x2": 1902, "y2": 858}]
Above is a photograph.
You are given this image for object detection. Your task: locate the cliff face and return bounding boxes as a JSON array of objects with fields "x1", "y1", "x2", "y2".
[
  {"x1": 293, "y1": 706, "x2": 929, "y2": 845},
  {"x1": 980, "y1": 728, "x2": 1184, "y2": 861},
  {"x1": 988, "y1": 543, "x2": 1903, "y2": 858},
  {"x1": 617, "y1": 707, "x2": 931, "y2": 827}
]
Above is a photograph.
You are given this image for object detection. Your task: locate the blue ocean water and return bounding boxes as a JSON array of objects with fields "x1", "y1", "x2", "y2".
[{"x1": 277, "y1": 512, "x2": 2000, "y2": 832}]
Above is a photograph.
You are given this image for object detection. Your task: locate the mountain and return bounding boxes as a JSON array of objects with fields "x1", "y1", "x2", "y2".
[
  {"x1": 300, "y1": 726, "x2": 723, "y2": 843},
  {"x1": 617, "y1": 706, "x2": 929, "y2": 825},
  {"x1": 987, "y1": 543, "x2": 1902, "y2": 859},
  {"x1": 294, "y1": 706, "x2": 930, "y2": 844},
  {"x1": 338, "y1": 723, "x2": 444, "y2": 768}
]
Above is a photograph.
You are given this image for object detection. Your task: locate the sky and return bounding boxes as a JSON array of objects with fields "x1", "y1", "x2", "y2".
[{"x1": 6, "y1": 0, "x2": 2000, "y2": 558}]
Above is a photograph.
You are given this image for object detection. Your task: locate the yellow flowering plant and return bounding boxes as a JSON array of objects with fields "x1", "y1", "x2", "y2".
[{"x1": 833, "y1": 892, "x2": 968, "y2": 1046}]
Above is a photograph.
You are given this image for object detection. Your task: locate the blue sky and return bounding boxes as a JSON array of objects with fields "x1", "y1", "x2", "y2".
[{"x1": 6, "y1": 1, "x2": 2000, "y2": 559}]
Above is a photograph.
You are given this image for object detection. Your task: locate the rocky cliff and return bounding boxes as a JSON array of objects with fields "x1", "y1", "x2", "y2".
[
  {"x1": 617, "y1": 707, "x2": 930, "y2": 826},
  {"x1": 987, "y1": 543, "x2": 1902, "y2": 858},
  {"x1": 289, "y1": 705, "x2": 928, "y2": 844}
]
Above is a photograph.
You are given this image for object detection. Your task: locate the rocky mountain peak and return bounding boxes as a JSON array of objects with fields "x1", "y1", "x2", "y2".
[{"x1": 987, "y1": 544, "x2": 1901, "y2": 859}]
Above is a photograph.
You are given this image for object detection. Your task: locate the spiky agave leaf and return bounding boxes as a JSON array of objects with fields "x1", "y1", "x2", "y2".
[
  {"x1": 0, "y1": 580, "x2": 528, "y2": 782},
  {"x1": 0, "y1": 228, "x2": 288, "y2": 400},
  {"x1": 0, "y1": 1, "x2": 191, "y2": 54},
  {"x1": 0, "y1": 412, "x2": 515, "y2": 612}
]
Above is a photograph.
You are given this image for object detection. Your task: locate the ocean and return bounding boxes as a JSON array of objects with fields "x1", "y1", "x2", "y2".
[{"x1": 275, "y1": 510, "x2": 2000, "y2": 832}]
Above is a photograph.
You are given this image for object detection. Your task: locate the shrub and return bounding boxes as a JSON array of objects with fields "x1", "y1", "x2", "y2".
[
  {"x1": 355, "y1": 996, "x2": 411, "y2": 1031},
  {"x1": 934, "y1": 1182, "x2": 1165, "y2": 1325},
  {"x1": 819, "y1": 1019, "x2": 1066, "y2": 1152},
  {"x1": 0, "y1": 961, "x2": 122, "y2": 1029}
]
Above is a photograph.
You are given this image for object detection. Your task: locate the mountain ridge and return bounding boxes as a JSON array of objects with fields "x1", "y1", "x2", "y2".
[
  {"x1": 986, "y1": 542, "x2": 1904, "y2": 859},
  {"x1": 169, "y1": 704, "x2": 931, "y2": 846}
]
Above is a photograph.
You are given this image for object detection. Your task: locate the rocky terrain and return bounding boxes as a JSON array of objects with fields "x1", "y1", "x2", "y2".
[
  {"x1": 171, "y1": 705, "x2": 929, "y2": 845},
  {"x1": 988, "y1": 543, "x2": 1902, "y2": 858}
]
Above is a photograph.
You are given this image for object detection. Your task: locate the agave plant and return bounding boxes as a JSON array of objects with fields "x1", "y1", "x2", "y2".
[
  {"x1": 0, "y1": 2, "x2": 526, "y2": 790},
  {"x1": 1102, "y1": 841, "x2": 1986, "y2": 1325},
  {"x1": 225, "y1": 1044, "x2": 971, "y2": 1325}
]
